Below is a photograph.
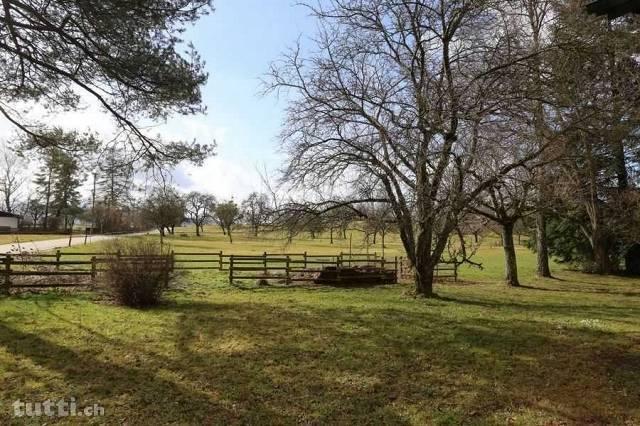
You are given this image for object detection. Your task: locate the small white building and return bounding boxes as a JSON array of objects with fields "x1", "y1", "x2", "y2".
[{"x1": 0, "y1": 211, "x2": 20, "y2": 232}]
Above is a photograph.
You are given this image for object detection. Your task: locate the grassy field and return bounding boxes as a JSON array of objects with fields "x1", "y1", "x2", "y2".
[
  {"x1": 0, "y1": 228, "x2": 638, "y2": 424},
  {"x1": 65, "y1": 225, "x2": 510, "y2": 257},
  {"x1": 162, "y1": 225, "x2": 410, "y2": 256}
]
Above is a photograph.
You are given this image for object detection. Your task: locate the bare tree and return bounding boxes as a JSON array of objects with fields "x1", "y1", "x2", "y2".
[
  {"x1": 306, "y1": 213, "x2": 327, "y2": 239},
  {"x1": 266, "y1": 0, "x2": 554, "y2": 296},
  {"x1": 184, "y1": 192, "x2": 216, "y2": 236},
  {"x1": 362, "y1": 203, "x2": 394, "y2": 249},
  {"x1": 241, "y1": 192, "x2": 271, "y2": 237},
  {"x1": 516, "y1": 0, "x2": 556, "y2": 278},
  {"x1": 214, "y1": 201, "x2": 241, "y2": 243},
  {"x1": 324, "y1": 205, "x2": 359, "y2": 244},
  {"x1": 470, "y1": 169, "x2": 537, "y2": 287},
  {"x1": 142, "y1": 187, "x2": 185, "y2": 240},
  {"x1": 0, "y1": 146, "x2": 25, "y2": 213},
  {"x1": 22, "y1": 195, "x2": 45, "y2": 228}
]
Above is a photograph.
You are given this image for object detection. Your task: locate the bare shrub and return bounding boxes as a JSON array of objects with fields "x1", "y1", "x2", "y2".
[{"x1": 103, "y1": 239, "x2": 172, "y2": 307}]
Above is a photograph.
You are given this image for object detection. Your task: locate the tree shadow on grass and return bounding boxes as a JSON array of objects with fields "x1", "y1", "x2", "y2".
[
  {"x1": 1, "y1": 293, "x2": 638, "y2": 424},
  {"x1": 0, "y1": 322, "x2": 263, "y2": 424},
  {"x1": 436, "y1": 294, "x2": 640, "y2": 323},
  {"x1": 229, "y1": 281, "x2": 397, "y2": 292},
  {"x1": 154, "y1": 299, "x2": 639, "y2": 424},
  {"x1": 518, "y1": 283, "x2": 640, "y2": 297}
]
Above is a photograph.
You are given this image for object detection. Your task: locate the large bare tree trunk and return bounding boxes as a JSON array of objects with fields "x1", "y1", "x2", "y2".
[
  {"x1": 592, "y1": 233, "x2": 611, "y2": 275},
  {"x1": 414, "y1": 256, "x2": 435, "y2": 297},
  {"x1": 585, "y1": 138, "x2": 611, "y2": 275},
  {"x1": 412, "y1": 223, "x2": 440, "y2": 297},
  {"x1": 589, "y1": 213, "x2": 612, "y2": 275},
  {"x1": 502, "y1": 222, "x2": 520, "y2": 287},
  {"x1": 535, "y1": 212, "x2": 551, "y2": 277},
  {"x1": 528, "y1": 1, "x2": 552, "y2": 279},
  {"x1": 613, "y1": 140, "x2": 628, "y2": 190}
]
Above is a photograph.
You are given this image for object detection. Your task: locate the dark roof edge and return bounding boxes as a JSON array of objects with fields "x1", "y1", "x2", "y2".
[
  {"x1": 586, "y1": 0, "x2": 640, "y2": 19},
  {"x1": 0, "y1": 212, "x2": 21, "y2": 218}
]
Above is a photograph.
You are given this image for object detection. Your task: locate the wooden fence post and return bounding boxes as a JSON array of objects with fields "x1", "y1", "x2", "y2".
[
  {"x1": 3, "y1": 255, "x2": 10, "y2": 292},
  {"x1": 399, "y1": 256, "x2": 403, "y2": 278},
  {"x1": 55, "y1": 250, "x2": 61, "y2": 271},
  {"x1": 164, "y1": 257, "x2": 170, "y2": 287},
  {"x1": 285, "y1": 255, "x2": 291, "y2": 284},
  {"x1": 170, "y1": 250, "x2": 175, "y2": 272},
  {"x1": 229, "y1": 255, "x2": 234, "y2": 285},
  {"x1": 90, "y1": 256, "x2": 97, "y2": 281},
  {"x1": 454, "y1": 263, "x2": 458, "y2": 282},
  {"x1": 218, "y1": 251, "x2": 223, "y2": 270},
  {"x1": 394, "y1": 256, "x2": 398, "y2": 283},
  {"x1": 263, "y1": 251, "x2": 267, "y2": 276}
]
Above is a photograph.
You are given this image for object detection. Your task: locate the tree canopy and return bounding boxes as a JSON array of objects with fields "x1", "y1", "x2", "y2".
[{"x1": 0, "y1": 0, "x2": 215, "y2": 166}]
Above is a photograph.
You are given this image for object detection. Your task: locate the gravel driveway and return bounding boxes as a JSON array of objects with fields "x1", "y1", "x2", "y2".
[{"x1": 0, "y1": 232, "x2": 154, "y2": 254}]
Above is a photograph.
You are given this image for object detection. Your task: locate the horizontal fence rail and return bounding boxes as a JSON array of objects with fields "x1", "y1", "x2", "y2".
[
  {"x1": 0, "y1": 251, "x2": 173, "y2": 290},
  {"x1": 398, "y1": 257, "x2": 458, "y2": 281},
  {"x1": 0, "y1": 250, "x2": 458, "y2": 290},
  {"x1": 226, "y1": 253, "x2": 398, "y2": 285}
]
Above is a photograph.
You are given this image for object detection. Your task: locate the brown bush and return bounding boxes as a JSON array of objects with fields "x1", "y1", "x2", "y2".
[{"x1": 103, "y1": 239, "x2": 172, "y2": 307}]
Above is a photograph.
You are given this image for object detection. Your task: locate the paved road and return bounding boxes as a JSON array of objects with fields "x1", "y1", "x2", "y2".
[{"x1": 0, "y1": 232, "x2": 154, "y2": 254}]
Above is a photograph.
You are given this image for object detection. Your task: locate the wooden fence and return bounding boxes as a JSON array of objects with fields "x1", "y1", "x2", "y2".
[
  {"x1": 0, "y1": 250, "x2": 458, "y2": 290},
  {"x1": 398, "y1": 257, "x2": 458, "y2": 281},
  {"x1": 226, "y1": 252, "x2": 397, "y2": 284},
  {"x1": 0, "y1": 252, "x2": 174, "y2": 289},
  {"x1": 20, "y1": 250, "x2": 385, "y2": 273}
]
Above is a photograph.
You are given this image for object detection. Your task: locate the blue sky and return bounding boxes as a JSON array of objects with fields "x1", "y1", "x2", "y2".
[{"x1": 167, "y1": 1, "x2": 316, "y2": 199}]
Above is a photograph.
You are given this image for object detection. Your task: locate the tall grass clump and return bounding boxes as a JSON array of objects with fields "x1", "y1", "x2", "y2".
[{"x1": 103, "y1": 239, "x2": 172, "y2": 307}]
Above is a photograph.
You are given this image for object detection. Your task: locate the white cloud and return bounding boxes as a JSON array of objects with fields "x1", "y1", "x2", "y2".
[
  {"x1": 0, "y1": 89, "x2": 283, "y2": 203},
  {"x1": 178, "y1": 157, "x2": 259, "y2": 200}
]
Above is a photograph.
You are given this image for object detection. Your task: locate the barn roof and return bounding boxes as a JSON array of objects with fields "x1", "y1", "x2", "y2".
[
  {"x1": 586, "y1": 0, "x2": 640, "y2": 18},
  {"x1": 0, "y1": 211, "x2": 20, "y2": 218}
]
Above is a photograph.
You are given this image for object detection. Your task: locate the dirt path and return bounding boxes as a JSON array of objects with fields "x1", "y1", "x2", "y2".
[{"x1": 0, "y1": 232, "x2": 154, "y2": 254}]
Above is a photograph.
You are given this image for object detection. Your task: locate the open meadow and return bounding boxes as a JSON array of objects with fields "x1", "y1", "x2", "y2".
[{"x1": 0, "y1": 228, "x2": 638, "y2": 424}]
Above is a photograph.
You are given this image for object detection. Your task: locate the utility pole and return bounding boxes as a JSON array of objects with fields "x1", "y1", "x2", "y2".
[{"x1": 85, "y1": 171, "x2": 97, "y2": 245}]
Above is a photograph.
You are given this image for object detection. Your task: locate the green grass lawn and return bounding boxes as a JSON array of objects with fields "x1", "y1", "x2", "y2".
[
  {"x1": 153, "y1": 225, "x2": 409, "y2": 256},
  {"x1": 0, "y1": 229, "x2": 638, "y2": 424}
]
